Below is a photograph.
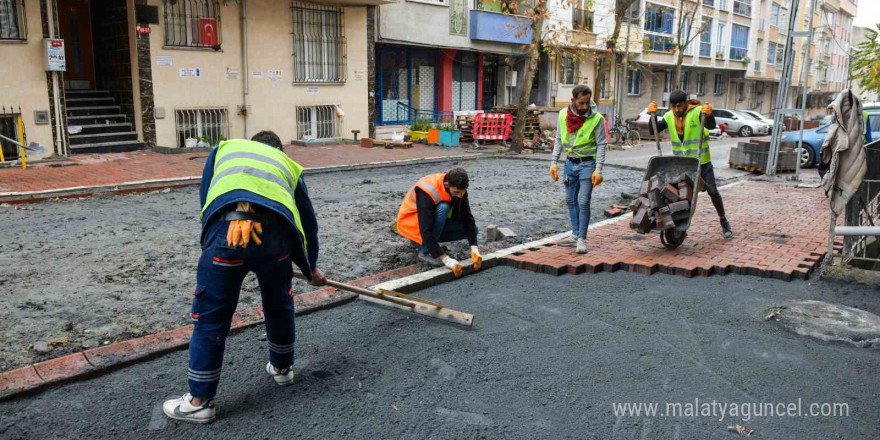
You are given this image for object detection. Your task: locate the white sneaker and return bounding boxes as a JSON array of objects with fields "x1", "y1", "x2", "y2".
[
  {"x1": 266, "y1": 362, "x2": 295, "y2": 386},
  {"x1": 576, "y1": 239, "x2": 588, "y2": 254},
  {"x1": 163, "y1": 393, "x2": 215, "y2": 424},
  {"x1": 556, "y1": 234, "x2": 578, "y2": 247}
]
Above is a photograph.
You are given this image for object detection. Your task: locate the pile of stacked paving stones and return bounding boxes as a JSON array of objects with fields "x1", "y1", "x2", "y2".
[{"x1": 629, "y1": 173, "x2": 695, "y2": 234}]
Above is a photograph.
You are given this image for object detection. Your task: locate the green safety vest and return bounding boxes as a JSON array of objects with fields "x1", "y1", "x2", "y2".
[
  {"x1": 664, "y1": 107, "x2": 711, "y2": 165},
  {"x1": 201, "y1": 139, "x2": 308, "y2": 250},
  {"x1": 558, "y1": 109, "x2": 604, "y2": 159}
]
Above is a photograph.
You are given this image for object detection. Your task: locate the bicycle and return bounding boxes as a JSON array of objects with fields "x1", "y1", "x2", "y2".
[{"x1": 607, "y1": 117, "x2": 641, "y2": 149}]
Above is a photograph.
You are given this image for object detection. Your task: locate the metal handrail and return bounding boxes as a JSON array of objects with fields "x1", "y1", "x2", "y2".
[{"x1": 395, "y1": 102, "x2": 453, "y2": 125}]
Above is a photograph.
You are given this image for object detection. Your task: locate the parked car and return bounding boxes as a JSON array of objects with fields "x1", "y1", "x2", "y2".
[
  {"x1": 780, "y1": 112, "x2": 880, "y2": 167},
  {"x1": 738, "y1": 110, "x2": 775, "y2": 134},
  {"x1": 711, "y1": 109, "x2": 770, "y2": 137},
  {"x1": 633, "y1": 106, "x2": 721, "y2": 138}
]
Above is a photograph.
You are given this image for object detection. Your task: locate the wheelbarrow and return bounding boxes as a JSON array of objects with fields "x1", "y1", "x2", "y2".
[{"x1": 641, "y1": 155, "x2": 701, "y2": 249}]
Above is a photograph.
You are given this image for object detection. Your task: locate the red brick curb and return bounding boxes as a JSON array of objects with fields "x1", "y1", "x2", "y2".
[
  {"x1": 502, "y1": 182, "x2": 838, "y2": 282},
  {"x1": 0, "y1": 265, "x2": 419, "y2": 401}
]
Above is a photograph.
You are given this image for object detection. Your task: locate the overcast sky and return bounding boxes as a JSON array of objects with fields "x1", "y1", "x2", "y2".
[{"x1": 854, "y1": 1, "x2": 880, "y2": 29}]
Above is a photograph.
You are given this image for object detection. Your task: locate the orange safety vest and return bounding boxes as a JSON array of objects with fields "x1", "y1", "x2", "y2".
[{"x1": 396, "y1": 173, "x2": 456, "y2": 245}]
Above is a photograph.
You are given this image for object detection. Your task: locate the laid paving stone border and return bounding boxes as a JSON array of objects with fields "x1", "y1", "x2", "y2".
[{"x1": 0, "y1": 265, "x2": 419, "y2": 401}]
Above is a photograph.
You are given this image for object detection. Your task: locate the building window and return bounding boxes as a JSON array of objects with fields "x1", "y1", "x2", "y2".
[
  {"x1": 716, "y1": 22, "x2": 726, "y2": 58},
  {"x1": 679, "y1": 71, "x2": 689, "y2": 92},
  {"x1": 729, "y1": 24, "x2": 749, "y2": 60},
  {"x1": 560, "y1": 54, "x2": 578, "y2": 84},
  {"x1": 627, "y1": 68, "x2": 641, "y2": 95},
  {"x1": 292, "y1": 2, "x2": 346, "y2": 84},
  {"x1": 644, "y1": 3, "x2": 674, "y2": 52},
  {"x1": 572, "y1": 0, "x2": 593, "y2": 32},
  {"x1": 175, "y1": 108, "x2": 229, "y2": 148},
  {"x1": 599, "y1": 70, "x2": 610, "y2": 99},
  {"x1": 624, "y1": 1, "x2": 640, "y2": 25},
  {"x1": 0, "y1": 0, "x2": 26, "y2": 40},
  {"x1": 714, "y1": 73, "x2": 724, "y2": 94},
  {"x1": 297, "y1": 105, "x2": 337, "y2": 140},
  {"x1": 770, "y1": 3, "x2": 780, "y2": 27},
  {"x1": 703, "y1": 0, "x2": 715, "y2": 7},
  {"x1": 718, "y1": 0, "x2": 728, "y2": 9},
  {"x1": 754, "y1": 59, "x2": 761, "y2": 72},
  {"x1": 736, "y1": 82, "x2": 745, "y2": 101},
  {"x1": 163, "y1": 0, "x2": 221, "y2": 48},
  {"x1": 696, "y1": 72, "x2": 705, "y2": 95},
  {"x1": 664, "y1": 71, "x2": 673, "y2": 93},
  {"x1": 733, "y1": 0, "x2": 751, "y2": 16},
  {"x1": 700, "y1": 18, "x2": 712, "y2": 57}
]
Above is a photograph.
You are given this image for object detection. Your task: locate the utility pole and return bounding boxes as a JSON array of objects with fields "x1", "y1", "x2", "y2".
[
  {"x1": 794, "y1": 0, "x2": 818, "y2": 180},
  {"x1": 616, "y1": 18, "x2": 632, "y2": 127}
]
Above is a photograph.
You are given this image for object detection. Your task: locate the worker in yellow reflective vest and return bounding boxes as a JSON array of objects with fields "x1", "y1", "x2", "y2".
[
  {"x1": 649, "y1": 90, "x2": 733, "y2": 239},
  {"x1": 163, "y1": 131, "x2": 326, "y2": 424},
  {"x1": 549, "y1": 85, "x2": 607, "y2": 254}
]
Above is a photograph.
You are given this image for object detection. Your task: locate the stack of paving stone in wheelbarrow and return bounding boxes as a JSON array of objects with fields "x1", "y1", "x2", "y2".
[{"x1": 629, "y1": 173, "x2": 695, "y2": 234}]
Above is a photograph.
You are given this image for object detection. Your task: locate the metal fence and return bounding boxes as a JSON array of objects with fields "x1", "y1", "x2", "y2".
[
  {"x1": 163, "y1": 0, "x2": 221, "y2": 48},
  {"x1": 0, "y1": 106, "x2": 22, "y2": 160},
  {"x1": 296, "y1": 105, "x2": 337, "y2": 140},
  {"x1": 174, "y1": 107, "x2": 228, "y2": 148},
  {"x1": 394, "y1": 102, "x2": 453, "y2": 125},
  {"x1": 292, "y1": 2, "x2": 346, "y2": 84},
  {"x1": 0, "y1": 0, "x2": 26, "y2": 40},
  {"x1": 840, "y1": 141, "x2": 880, "y2": 267}
]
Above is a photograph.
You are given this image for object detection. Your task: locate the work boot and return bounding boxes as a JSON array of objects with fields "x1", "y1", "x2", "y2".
[
  {"x1": 163, "y1": 393, "x2": 216, "y2": 424},
  {"x1": 556, "y1": 234, "x2": 578, "y2": 247},
  {"x1": 266, "y1": 362, "x2": 295, "y2": 386},
  {"x1": 720, "y1": 217, "x2": 733, "y2": 239},
  {"x1": 576, "y1": 238, "x2": 588, "y2": 254},
  {"x1": 417, "y1": 252, "x2": 445, "y2": 267}
]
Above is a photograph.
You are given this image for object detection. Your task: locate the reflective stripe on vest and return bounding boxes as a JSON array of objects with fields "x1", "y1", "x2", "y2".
[
  {"x1": 663, "y1": 108, "x2": 711, "y2": 165},
  {"x1": 396, "y1": 173, "x2": 454, "y2": 245},
  {"x1": 201, "y1": 139, "x2": 307, "y2": 249},
  {"x1": 558, "y1": 109, "x2": 604, "y2": 158}
]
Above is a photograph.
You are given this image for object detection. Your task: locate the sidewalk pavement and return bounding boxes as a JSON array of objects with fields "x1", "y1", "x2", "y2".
[
  {"x1": 604, "y1": 137, "x2": 753, "y2": 182},
  {"x1": 504, "y1": 181, "x2": 835, "y2": 281},
  {"x1": 0, "y1": 144, "x2": 478, "y2": 196}
]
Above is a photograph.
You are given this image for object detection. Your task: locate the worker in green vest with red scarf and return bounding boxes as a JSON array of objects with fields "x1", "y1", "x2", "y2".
[
  {"x1": 649, "y1": 90, "x2": 733, "y2": 239},
  {"x1": 549, "y1": 85, "x2": 607, "y2": 254}
]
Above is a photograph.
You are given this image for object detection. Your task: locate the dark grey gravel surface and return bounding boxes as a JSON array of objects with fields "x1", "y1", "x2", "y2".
[{"x1": 1, "y1": 267, "x2": 878, "y2": 439}]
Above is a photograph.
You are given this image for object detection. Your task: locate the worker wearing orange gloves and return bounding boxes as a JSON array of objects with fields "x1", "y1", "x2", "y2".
[
  {"x1": 550, "y1": 85, "x2": 607, "y2": 254},
  {"x1": 163, "y1": 131, "x2": 326, "y2": 424},
  {"x1": 395, "y1": 168, "x2": 482, "y2": 277},
  {"x1": 648, "y1": 90, "x2": 732, "y2": 239}
]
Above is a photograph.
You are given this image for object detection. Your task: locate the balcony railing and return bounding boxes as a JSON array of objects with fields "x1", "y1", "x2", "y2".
[{"x1": 733, "y1": 0, "x2": 752, "y2": 16}]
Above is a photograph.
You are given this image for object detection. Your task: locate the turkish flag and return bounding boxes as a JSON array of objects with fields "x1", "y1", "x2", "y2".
[{"x1": 199, "y1": 18, "x2": 218, "y2": 46}]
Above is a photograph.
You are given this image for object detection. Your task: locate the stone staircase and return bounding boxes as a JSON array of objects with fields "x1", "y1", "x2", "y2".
[{"x1": 66, "y1": 90, "x2": 143, "y2": 154}]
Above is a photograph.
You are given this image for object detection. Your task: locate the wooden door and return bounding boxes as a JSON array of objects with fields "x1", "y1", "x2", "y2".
[{"x1": 58, "y1": 0, "x2": 96, "y2": 90}]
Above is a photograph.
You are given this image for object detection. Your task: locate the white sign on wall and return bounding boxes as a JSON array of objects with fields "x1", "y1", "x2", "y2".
[
  {"x1": 268, "y1": 69, "x2": 282, "y2": 79},
  {"x1": 226, "y1": 67, "x2": 239, "y2": 80},
  {"x1": 180, "y1": 68, "x2": 201, "y2": 78},
  {"x1": 252, "y1": 71, "x2": 264, "y2": 79},
  {"x1": 307, "y1": 86, "x2": 319, "y2": 94},
  {"x1": 157, "y1": 55, "x2": 173, "y2": 67},
  {"x1": 44, "y1": 39, "x2": 66, "y2": 72}
]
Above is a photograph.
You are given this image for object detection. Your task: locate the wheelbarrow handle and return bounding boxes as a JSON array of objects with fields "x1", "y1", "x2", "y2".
[{"x1": 651, "y1": 112, "x2": 662, "y2": 156}]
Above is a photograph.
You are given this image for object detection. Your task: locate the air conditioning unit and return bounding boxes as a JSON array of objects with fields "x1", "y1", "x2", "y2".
[{"x1": 505, "y1": 70, "x2": 518, "y2": 86}]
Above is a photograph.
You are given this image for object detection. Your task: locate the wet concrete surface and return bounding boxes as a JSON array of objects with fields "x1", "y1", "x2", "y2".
[
  {"x1": 0, "y1": 158, "x2": 642, "y2": 370},
  {"x1": 1, "y1": 267, "x2": 878, "y2": 439}
]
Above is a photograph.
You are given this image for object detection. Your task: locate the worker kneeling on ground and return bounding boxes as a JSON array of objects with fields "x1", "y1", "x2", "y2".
[
  {"x1": 549, "y1": 84, "x2": 607, "y2": 254},
  {"x1": 394, "y1": 168, "x2": 481, "y2": 277},
  {"x1": 649, "y1": 90, "x2": 733, "y2": 239},
  {"x1": 163, "y1": 131, "x2": 326, "y2": 424}
]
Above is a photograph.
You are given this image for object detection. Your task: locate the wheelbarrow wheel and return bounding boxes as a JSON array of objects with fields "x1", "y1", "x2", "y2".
[{"x1": 660, "y1": 229, "x2": 687, "y2": 249}]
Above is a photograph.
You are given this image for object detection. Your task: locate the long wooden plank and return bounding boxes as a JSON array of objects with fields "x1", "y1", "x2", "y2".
[{"x1": 292, "y1": 271, "x2": 474, "y2": 326}]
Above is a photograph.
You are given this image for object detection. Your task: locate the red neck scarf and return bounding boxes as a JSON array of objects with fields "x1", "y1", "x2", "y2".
[{"x1": 566, "y1": 105, "x2": 587, "y2": 134}]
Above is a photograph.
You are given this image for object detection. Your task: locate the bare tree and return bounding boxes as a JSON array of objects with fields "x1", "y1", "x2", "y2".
[
  {"x1": 507, "y1": 0, "x2": 550, "y2": 154},
  {"x1": 671, "y1": 0, "x2": 705, "y2": 88}
]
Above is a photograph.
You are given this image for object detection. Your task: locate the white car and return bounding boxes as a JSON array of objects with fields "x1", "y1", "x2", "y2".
[
  {"x1": 711, "y1": 109, "x2": 770, "y2": 137},
  {"x1": 739, "y1": 110, "x2": 775, "y2": 134}
]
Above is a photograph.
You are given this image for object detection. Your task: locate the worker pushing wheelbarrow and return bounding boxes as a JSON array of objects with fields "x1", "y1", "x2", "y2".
[{"x1": 631, "y1": 90, "x2": 734, "y2": 248}]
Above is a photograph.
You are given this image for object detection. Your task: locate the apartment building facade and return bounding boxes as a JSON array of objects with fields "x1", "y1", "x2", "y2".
[{"x1": 0, "y1": 0, "x2": 379, "y2": 161}]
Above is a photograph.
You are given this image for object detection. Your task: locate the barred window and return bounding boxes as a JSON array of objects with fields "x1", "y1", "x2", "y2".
[
  {"x1": 0, "y1": 0, "x2": 26, "y2": 40},
  {"x1": 175, "y1": 108, "x2": 228, "y2": 148},
  {"x1": 560, "y1": 54, "x2": 578, "y2": 84},
  {"x1": 163, "y1": 0, "x2": 221, "y2": 48},
  {"x1": 0, "y1": 110, "x2": 22, "y2": 160},
  {"x1": 572, "y1": 0, "x2": 593, "y2": 32},
  {"x1": 297, "y1": 105, "x2": 337, "y2": 140},
  {"x1": 292, "y1": 2, "x2": 346, "y2": 84}
]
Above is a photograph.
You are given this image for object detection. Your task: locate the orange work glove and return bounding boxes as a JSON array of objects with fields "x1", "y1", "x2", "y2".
[
  {"x1": 702, "y1": 102, "x2": 713, "y2": 116},
  {"x1": 470, "y1": 246, "x2": 483, "y2": 271},
  {"x1": 549, "y1": 164, "x2": 559, "y2": 182},
  {"x1": 648, "y1": 101, "x2": 659, "y2": 114},
  {"x1": 227, "y1": 220, "x2": 263, "y2": 248},
  {"x1": 591, "y1": 166, "x2": 604, "y2": 187},
  {"x1": 442, "y1": 255, "x2": 463, "y2": 277}
]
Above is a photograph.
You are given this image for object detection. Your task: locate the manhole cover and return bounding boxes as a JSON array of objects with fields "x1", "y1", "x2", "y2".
[{"x1": 766, "y1": 300, "x2": 880, "y2": 348}]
